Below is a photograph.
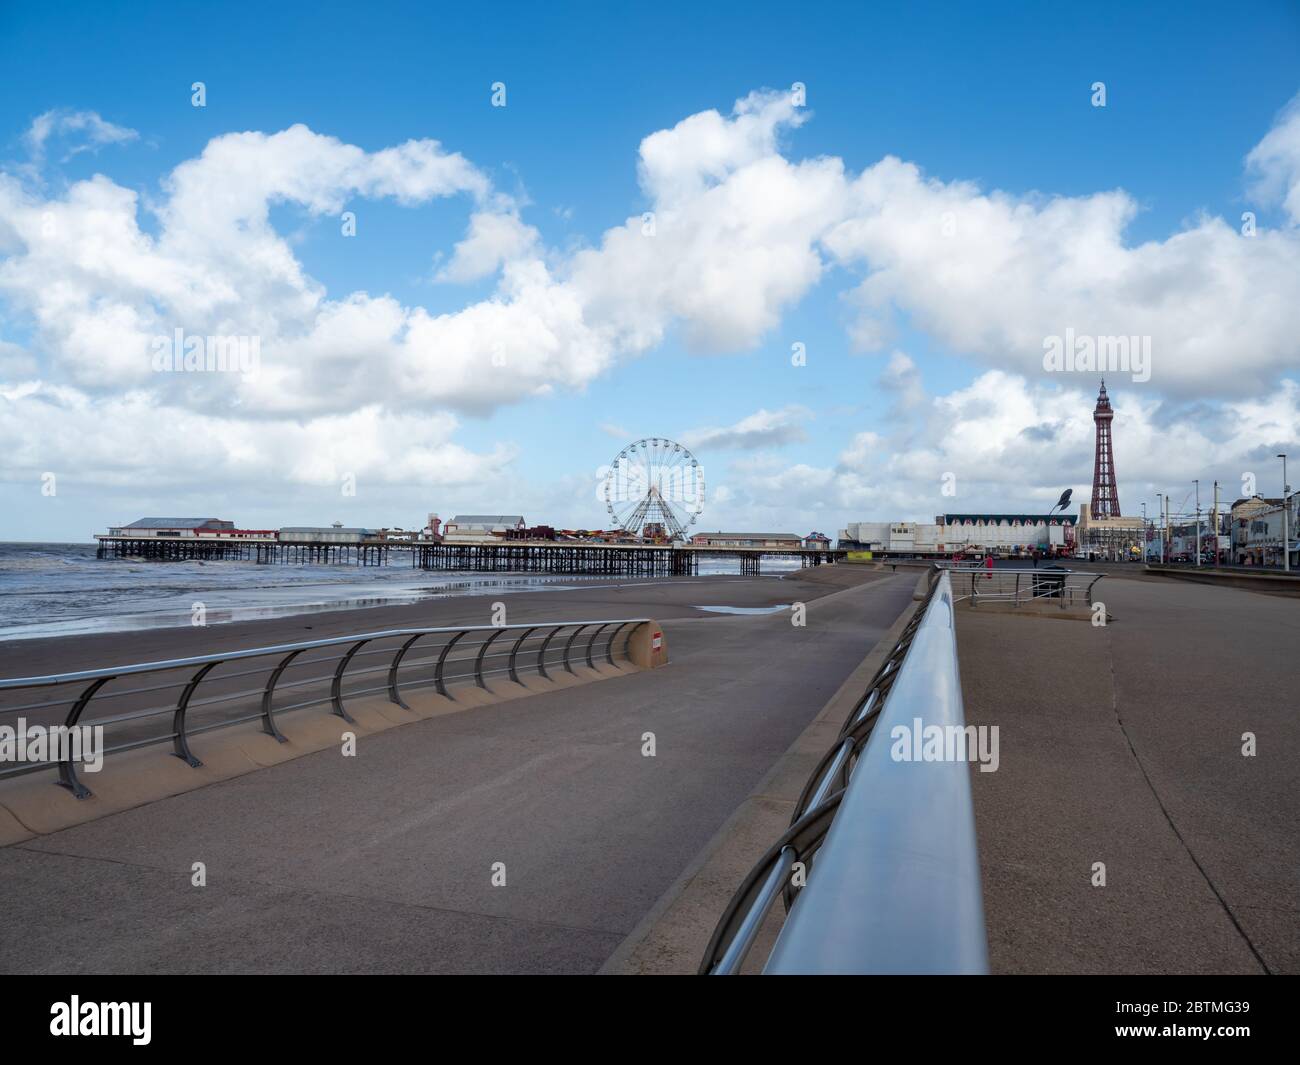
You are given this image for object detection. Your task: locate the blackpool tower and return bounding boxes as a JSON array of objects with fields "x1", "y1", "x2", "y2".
[{"x1": 1090, "y1": 380, "x2": 1121, "y2": 517}]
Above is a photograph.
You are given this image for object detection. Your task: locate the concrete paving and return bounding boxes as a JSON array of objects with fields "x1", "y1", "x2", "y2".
[
  {"x1": 959, "y1": 576, "x2": 1299, "y2": 974},
  {"x1": 0, "y1": 571, "x2": 916, "y2": 974}
]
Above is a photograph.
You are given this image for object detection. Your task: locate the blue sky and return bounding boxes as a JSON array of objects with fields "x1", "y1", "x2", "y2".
[{"x1": 1, "y1": 0, "x2": 1299, "y2": 540}]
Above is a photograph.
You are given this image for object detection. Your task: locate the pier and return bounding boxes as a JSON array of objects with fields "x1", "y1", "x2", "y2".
[{"x1": 94, "y1": 535, "x2": 845, "y2": 575}]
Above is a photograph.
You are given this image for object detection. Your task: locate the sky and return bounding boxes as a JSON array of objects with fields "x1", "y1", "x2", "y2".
[{"x1": 1, "y1": 0, "x2": 1299, "y2": 542}]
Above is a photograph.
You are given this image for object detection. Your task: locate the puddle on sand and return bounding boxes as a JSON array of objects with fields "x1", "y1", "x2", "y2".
[{"x1": 692, "y1": 604, "x2": 792, "y2": 615}]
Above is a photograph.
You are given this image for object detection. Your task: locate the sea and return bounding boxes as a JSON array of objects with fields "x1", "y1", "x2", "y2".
[{"x1": 0, "y1": 542, "x2": 798, "y2": 641}]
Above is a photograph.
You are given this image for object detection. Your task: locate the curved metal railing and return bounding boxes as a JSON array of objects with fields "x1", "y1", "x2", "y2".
[
  {"x1": 0, "y1": 619, "x2": 647, "y2": 800},
  {"x1": 700, "y1": 568, "x2": 988, "y2": 974},
  {"x1": 939, "y1": 563, "x2": 1105, "y2": 608}
]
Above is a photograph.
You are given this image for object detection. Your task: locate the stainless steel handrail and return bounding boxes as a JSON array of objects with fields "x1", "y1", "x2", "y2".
[
  {"x1": 0, "y1": 619, "x2": 648, "y2": 799},
  {"x1": 764, "y1": 570, "x2": 986, "y2": 973},
  {"x1": 700, "y1": 569, "x2": 988, "y2": 975}
]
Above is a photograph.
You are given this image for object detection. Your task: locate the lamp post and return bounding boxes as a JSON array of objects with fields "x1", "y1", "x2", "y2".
[
  {"x1": 1280, "y1": 454, "x2": 1291, "y2": 573},
  {"x1": 1170, "y1": 496, "x2": 1180, "y2": 566},
  {"x1": 1157, "y1": 493, "x2": 1171, "y2": 564},
  {"x1": 1159, "y1": 494, "x2": 1170, "y2": 566},
  {"x1": 1194, "y1": 479, "x2": 1201, "y2": 567},
  {"x1": 1212, "y1": 480, "x2": 1220, "y2": 568}
]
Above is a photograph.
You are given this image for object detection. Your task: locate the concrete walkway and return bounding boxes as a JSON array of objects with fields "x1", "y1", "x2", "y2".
[
  {"x1": 0, "y1": 573, "x2": 915, "y2": 974},
  {"x1": 959, "y1": 577, "x2": 1299, "y2": 974}
]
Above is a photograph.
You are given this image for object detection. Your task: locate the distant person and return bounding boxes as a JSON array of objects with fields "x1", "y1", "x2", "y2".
[{"x1": 984, "y1": 553, "x2": 994, "y2": 579}]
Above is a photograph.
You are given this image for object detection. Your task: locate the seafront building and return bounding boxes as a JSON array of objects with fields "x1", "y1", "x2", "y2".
[
  {"x1": 1164, "y1": 516, "x2": 1230, "y2": 563},
  {"x1": 835, "y1": 508, "x2": 1136, "y2": 565},
  {"x1": 837, "y1": 515, "x2": 1075, "y2": 558},
  {"x1": 280, "y1": 525, "x2": 370, "y2": 544},
  {"x1": 691, "y1": 531, "x2": 803, "y2": 548},
  {"x1": 440, "y1": 515, "x2": 527, "y2": 544},
  {"x1": 1074, "y1": 503, "x2": 1145, "y2": 561},
  {"x1": 1234, "y1": 496, "x2": 1300, "y2": 566},
  {"x1": 106, "y1": 517, "x2": 235, "y2": 537}
]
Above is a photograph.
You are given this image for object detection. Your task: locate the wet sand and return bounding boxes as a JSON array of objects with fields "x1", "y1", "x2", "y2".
[{"x1": 0, "y1": 564, "x2": 886, "y2": 680}]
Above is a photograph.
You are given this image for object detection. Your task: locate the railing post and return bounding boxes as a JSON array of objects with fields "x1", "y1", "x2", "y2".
[
  {"x1": 585, "y1": 623, "x2": 610, "y2": 669},
  {"x1": 434, "y1": 631, "x2": 468, "y2": 698},
  {"x1": 508, "y1": 627, "x2": 537, "y2": 685},
  {"x1": 535, "y1": 624, "x2": 566, "y2": 680},
  {"x1": 261, "y1": 649, "x2": 304, "y2": 743},
  {"x1": 474, "y1": 628, "x2": 506, "y2": 689},
  {"x1": 330, "y1": 640, "x2": 368, "y2": 722},
  {"x1": 604, "y1": 622, "x2": 630, "y2": 665},
  {"x1": 387, "y1": 633, "x2": 427, "y2": 709},
  {"x1": 172, "y1": 661, "x2": 217, "y2": 767},
  {"x1": 699, "y1": 794, "x2": 843, "y2": 975},
  {"x1": 712, "y1": 845, "x2": 797, "y2": 975},
  {"x1": 57, "y1": 676, "x2": 114, "y2": 799},
  {"x1": 562, "y1": 624, "x2": 589, "y2": 674}
]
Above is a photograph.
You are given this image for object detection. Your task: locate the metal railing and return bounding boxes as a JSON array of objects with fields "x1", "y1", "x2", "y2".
[
  {"x1": 0, "y1": 619, "x2": 647, "y2": 800},
  {"x1": 939, "y1": 564, "x2": 1104, "y2": 609},
  {"x1": 700, "y1": 568, "x2": 988, "y2": 974}
]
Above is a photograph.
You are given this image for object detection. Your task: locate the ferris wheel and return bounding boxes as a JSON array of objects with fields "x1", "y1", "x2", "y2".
[{"x1": 603, "y1": 437, "x2": 705, "y2": 540}]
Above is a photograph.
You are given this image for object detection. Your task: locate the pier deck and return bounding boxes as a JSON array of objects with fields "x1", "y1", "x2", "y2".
[{"x1": 94, "y1": 535, "x2": 845, "y2": 574}]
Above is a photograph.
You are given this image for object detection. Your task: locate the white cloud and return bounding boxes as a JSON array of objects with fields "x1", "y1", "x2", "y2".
[
  {"x1": 0, "y1": 94, "x2": 832, "y2": 422},
  {"x1": 878, "y1": 351, "x2": 925, "y2": 414},
  {"x1": 681, "y1": 405, "x2": 810, "y2": 451},
  {"x1": 709, "y1": 371, "x2": 1300, "y2": 533},
  {"x1": 0, "y1": 383, "x2": 515, "y2": 490},
  {"x1": 1246, "y1": 92, "x2": 1300, "y2": 225},
  {"x1": 437, "y1": 209, "x2": 540, "y2": 282},
  {"x1": 0, "y1": 339, "x2": 36, "y2": 379},
  {"x1": 3, "y1": 87, "x2": 1300, "y2": 519},
  {"x1": 823, "y1": 153, "x2": 1300, "y2": 398},
  {"x1": 637, "y1": 89, "x2": 808, "y2": 207},
  {"x1": 24, "y1": 109, "x2": 138, "y2": 165}
]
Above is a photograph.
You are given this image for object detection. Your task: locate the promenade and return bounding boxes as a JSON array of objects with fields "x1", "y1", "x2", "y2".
[
  {"x1": 960, "y1": 572, "x2": 1298, "y2": 974},
  {"x1": 605, "y1": 565, "x2": 1299, "y2": 974},
  {"x1": 2, "y1": 565, "x2": 1294, "y2": 975},
  {"x1": 0, "y1": 569, "x2": 915, "y2": 973}
]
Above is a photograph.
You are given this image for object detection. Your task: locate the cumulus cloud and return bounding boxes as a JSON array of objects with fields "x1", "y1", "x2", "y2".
[
  {"x1": 681, "y1": 405, "x2": 810, "y2": 451},
  {"x1": 878, "y1": 351, "x2": 925, "y2": 415},
  {"x1": 0, "y1": 93, "x2": 833, "y2": 426},
  {"x1": 637, "y1": 89, "x2": 809, "y2": 206},
  {"x1": 436, "y1": 209, "x2": 540, "y2": 282},
  {"x1": 2, "y1": 86, "x2": 1300, "y2": 514},
  {"x1": 0, "y1": 382, "x2": 514, "y2": 490},
  {"x1": 709, "y1": 370, "x2": 1300, "y2": 533},
  {"x1": 24, "y1": 109, "x2": 138, "y2": 166},
  {"x1": 0, "y1": 339, "x2": 36, "y2": 379},
  {"x1": 1246, "y1": 91, "x2": 1300, "y2": 225},
  {"x1": 823, "y1": 153, "x2": 1300, "y2": 399}
]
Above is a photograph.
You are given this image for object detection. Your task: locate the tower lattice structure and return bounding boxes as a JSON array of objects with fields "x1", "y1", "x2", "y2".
[{"x1": 1090, "y1": 380, "x2": 1121, "y2": 518}]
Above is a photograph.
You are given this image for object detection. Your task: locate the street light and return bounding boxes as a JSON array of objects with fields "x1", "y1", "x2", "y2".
[
  {"x1": 1194, "y1": 479, "x2": 1201, "y2": 567},
  {"x1": 1280, "y1": 454, "x2": 1291, "y2": 573},
  {"x1": 1156, "y1": 492, "x2": 1166, "y2": 564}
]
